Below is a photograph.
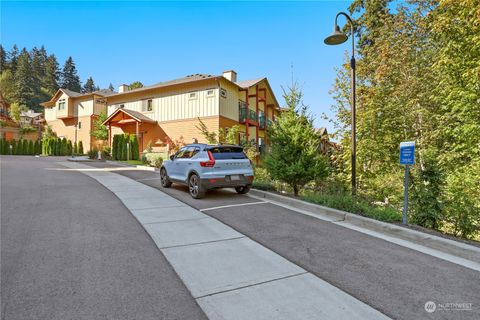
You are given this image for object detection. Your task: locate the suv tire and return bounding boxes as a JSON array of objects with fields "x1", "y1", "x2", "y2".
[
  {"x1": 235, "y1": 185, "x2": 251, "y2": 194},
  {"x1": 189, "y1": 173, "x2": 205, "y2": 199},
  {"x1": 160, "y1": 168, "x2": 172, "y2": 188}
]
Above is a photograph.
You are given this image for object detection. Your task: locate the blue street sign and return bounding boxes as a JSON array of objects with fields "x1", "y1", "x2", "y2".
[{"x1": 400, "y1": 141, "x2": 415, "y2": 165}]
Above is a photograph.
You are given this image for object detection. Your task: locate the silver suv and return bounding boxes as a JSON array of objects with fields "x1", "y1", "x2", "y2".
[{"x1": 160, "y1": 144, "x2": 254, "y2": 199}]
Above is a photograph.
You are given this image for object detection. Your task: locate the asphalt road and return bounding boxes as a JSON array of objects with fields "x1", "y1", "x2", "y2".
[
  {"x1": 85, "y1": 161, "x2": 480, "y2": 320},
  {"x1": 0, "y1": 156, "x2": 207, "y2": 320}
]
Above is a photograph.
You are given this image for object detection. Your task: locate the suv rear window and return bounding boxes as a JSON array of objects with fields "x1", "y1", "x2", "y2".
[{"x1": 207, "y1": 146, "x2": 247, "y2": 160}]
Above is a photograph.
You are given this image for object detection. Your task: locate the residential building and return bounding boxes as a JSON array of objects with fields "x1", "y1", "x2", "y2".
[
  {"x1": 41, "y1": 89, "x2": 115, "y2": 151},
  {"x1": 103, "y1": 70, "x2": 280, "y2": 153},
  {"x1": 20, "y1": 109, "x2": 44, "y2": 126},
  {"x1": 316, "y1": 127, "x2": 338, "y2": 155}
]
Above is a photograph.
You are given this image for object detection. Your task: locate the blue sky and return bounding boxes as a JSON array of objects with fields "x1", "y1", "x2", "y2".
[{"x1": 1, "y1": 0, "x2": 352, "y2": 132}]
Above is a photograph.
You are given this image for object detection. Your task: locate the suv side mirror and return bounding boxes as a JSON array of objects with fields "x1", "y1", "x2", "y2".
[{"x1": 170, "y1": 154, "x2": 175, "y2": 161}]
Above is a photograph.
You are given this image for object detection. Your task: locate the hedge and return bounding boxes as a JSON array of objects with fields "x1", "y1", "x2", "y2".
[
  {"x1": 112, "y1": 133, "x2": 139, "y2": 161},
  {"x1": 0, "y1": 138, "x2": 42, "y2": 155},
  {"x1": 41, "y1": 137, "x2": 78, "y2": 156}
]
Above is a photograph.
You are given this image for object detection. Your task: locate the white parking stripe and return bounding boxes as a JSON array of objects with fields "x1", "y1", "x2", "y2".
[{"x1": 200, "y1": 201, "x2": 268, "y2": 212}]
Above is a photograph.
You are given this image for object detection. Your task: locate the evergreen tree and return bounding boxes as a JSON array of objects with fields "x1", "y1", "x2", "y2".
[
  {"x1": 67, "y1": 140, "x2": 73, "y2": 155},
  {"x1": 34, "y1": 140, "x2": 39, "y2": 155},
  {"x1": 28, "y1": 140, "x2": 34, "y2": 155},
  {"x1": 44, "y1": 54, "x2": 60, "y2": 95},
  {"x1": 82, "y1": 76, "x2": 97, "y2": 93},
  {"x1": 11, "y1": 140, "x2": 17, "y2": 155},
  {"x1": 22, "y1": 139, "x2": 28, "y2": 155},
  {"x1": 0, "y1": 45, "x2": 6, "y2": 72},
  {"x1": 8, "y1": 45, "x2": 19, "y2": 73},
  {"x1": 60, "y1": 57, "x2": 81, "y2": 92},
  {"x1": 61, "y1": 138, "x2": 67, "y2": 155},
  {"x1": 112, "y1": 135, "x2": 118, "y2": 160},
  {"x1": 78, "y1": 141, "x2": 84, "y2": 154},
  {"x1": 14, "y1": 49, "x2": 36, "y2": 108},
  {"x1": 264, "y1": 84, "x2": 329, "y2": 196},
  {"x1": 108, "y1": 83, "x2": 115, "y2": 92},
  {"x1": 73, "y1": 141, "x2": 78, "y2": 154}
]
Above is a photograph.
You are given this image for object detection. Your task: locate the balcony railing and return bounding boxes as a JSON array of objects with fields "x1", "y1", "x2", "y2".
[
  {"x1": 239, "y1": 107, "x2": 247, "y2": 123},
  {"x1": 259, "y1": 113, "x2": 266, "y2": 129},
  {"x1": 248, "y1": 109, "x2": 257, "y2": 122}
]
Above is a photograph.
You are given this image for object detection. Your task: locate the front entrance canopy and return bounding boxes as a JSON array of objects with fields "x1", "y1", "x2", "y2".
[
  {"x1": 102, "y1": 108, "x2": 156, "y2": 127},
  {"x1": 103, "y1": 108, "x2": 156, "y2": 150}
]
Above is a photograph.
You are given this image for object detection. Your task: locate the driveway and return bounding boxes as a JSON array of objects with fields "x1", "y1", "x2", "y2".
[
  {"x1": 86, "y1": 161, "x2": 480, "y2": 320},
  {"x1": 0, "y1": 156, "x2": 207, "y2": 320}
]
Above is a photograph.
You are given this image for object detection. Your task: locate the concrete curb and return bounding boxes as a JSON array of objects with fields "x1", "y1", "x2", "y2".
[
  {"x1": 106, "y1": 160, "x2": 158, "y2": 172},
  {"x1": 249, "y1": 189, "x2": 480, "y2": 264}
]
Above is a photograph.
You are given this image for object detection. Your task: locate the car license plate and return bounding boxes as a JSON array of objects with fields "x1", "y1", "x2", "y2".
[{"x1": 230, "y1": 175, "x2": 241, "y2": 181}]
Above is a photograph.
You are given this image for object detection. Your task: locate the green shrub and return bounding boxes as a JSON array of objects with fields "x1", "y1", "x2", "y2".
[
  {"x1": 78, "y1": 141, "x2": 84, "y2": 155},
  {"x1": 67, "y1": 140, "x2": 72, "y2": 155},
  {"x1": 87, "y1": 148, "x2": 98, "y2": 159},
  {"x1": 301, "y1": 192, "x2": 402, "y2": 223},
  {"x1": 10, "y1": 140, "x2": 16, "y2": 155},
  {"x1": 73, "y1": 141, "x2": 78, "y2": 154},
  {"x1": 102, "y1": 146, "x2": 111, "y2": 160},
  {"x1": 143, "y1": 153, "x2": 164, "y2": 168},
  {"x1": 28, "y1": 140, "x2": 34, "y2": 155}
]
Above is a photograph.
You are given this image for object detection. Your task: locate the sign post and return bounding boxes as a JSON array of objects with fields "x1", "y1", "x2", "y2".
[{"x1": 400, "y1": 141, "x2": 415, "y2": 225}]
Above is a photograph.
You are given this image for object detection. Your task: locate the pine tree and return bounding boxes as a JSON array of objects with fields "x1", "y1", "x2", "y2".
[
  {"x1": 14, "y1": 49, "x2": 36, "y2": 108},
  {"x1": 82, "y1": 76, "x2": 97, "y2": 93},
  {"x1": 0, "y1": 45, "x2": 6, "y2": 72},
  {"x1": 108, "y1": 83, "x2": 115, "y2": 92},
  {"x1": 60, "y1": 57, "x2": 81, "y2": 92},
  {"x1": 8, "y1": 45, "x2": 19, "y2": 73},
  {"x1": 44, "y1": 54, "x2": 60, "y2": 95},
  {"x1": 264, "y1": 84, "x2": 329, "y2": 196}
]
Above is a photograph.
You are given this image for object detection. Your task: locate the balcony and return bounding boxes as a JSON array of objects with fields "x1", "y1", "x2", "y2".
[
  {"x1": 248, "y1": 109, "x2": 257, "y2": 122},
  {"x1": 259, "y1": 113, "x2": 266, "y2": 129},
  {"x1": 238, "y1": 106, "x2": 258, "y2": 124}
]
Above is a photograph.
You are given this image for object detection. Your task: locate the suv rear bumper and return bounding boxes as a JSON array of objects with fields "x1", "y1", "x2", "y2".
[{"x1": 200, "y1": 175, "x2": 254, "y2": 189}]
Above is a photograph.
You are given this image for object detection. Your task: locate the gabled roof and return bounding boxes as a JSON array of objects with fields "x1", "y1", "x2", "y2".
[
  {"x1": 40, "y1": 88, "x2": 116, "y2": 107},
  {"x1": 235, "y1": 78, "x2": 265, "y2": 88},
  {"x1": 102, "y1": 108, "x2": 156, "y2": 125},
  {"x1": 20, "y1": 111, "x2": 42, "y2": 118}
]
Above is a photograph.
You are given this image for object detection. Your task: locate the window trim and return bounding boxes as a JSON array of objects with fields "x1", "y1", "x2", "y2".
[
  {"x1": 206, "y1": 89, "x2": 215, "y2": 97},
  {"x1": 188, "y1": 92, "x2": 198, "y2": 100}
]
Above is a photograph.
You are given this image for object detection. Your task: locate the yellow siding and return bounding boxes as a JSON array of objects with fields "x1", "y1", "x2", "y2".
[
  {"x1": 219, "y1": 79, "x2": 240, "y2": 121},
  {"x1": 107, "y1": 84, "x2": 220, "y2": 122}
]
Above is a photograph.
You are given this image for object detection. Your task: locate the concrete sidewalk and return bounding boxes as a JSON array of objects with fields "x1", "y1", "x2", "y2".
[{"x1": 60, "y1": 161, "x2": 391, "y2": 320}]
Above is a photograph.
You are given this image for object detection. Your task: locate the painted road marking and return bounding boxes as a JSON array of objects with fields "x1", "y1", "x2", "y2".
[{"x1": 200, "y1": 201, "x2": 268, "y2": 212}]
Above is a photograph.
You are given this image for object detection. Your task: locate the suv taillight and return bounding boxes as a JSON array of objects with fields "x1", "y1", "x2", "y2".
[{"x1": 200, "y1": 150, "x2": 215, "y2": 167}]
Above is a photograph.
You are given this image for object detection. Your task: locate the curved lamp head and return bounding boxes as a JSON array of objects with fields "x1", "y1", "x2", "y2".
[{"x1": 324, "y1": 25, "x2": 348, "y2": 45}]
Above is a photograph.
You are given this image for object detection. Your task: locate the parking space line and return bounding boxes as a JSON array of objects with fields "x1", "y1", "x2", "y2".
[
  {"x1": 200, "y1": 201, "x2": 268, "y2": 212},
  {"x1": 136, "y1": 177, "x2": 160, "y2": 181}
]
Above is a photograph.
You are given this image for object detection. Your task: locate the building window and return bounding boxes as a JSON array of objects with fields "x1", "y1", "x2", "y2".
[
  {"x1": 78, "y1": 121, "x2": 82, "y2": 129},
  {"x1": 189, "y1": 92, "x2": 197, "y2": 100},
  {"x1": 220, "y1": 88, "x2": 227, "y2": 98},
  {"x1": 58, "y1": 99, "x2": 66, "y2": 110},
  {"x1": 142, "y1": 99, "x2": 153, "y2": 112},
  {"x1": 117, "y1": 104, "x2": 125, "y2": 109},
  {"x1": 207, "y1": 89, "x2": 215, "y2": 97}
]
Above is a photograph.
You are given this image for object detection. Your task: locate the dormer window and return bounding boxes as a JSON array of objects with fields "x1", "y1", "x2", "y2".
[{"x1": 58, "y1": 99, "x2": 66, "y2": 110}]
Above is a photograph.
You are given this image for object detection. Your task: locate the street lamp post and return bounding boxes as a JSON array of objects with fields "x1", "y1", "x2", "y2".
[{"x1": 324, "y1": 12, "x2": 357, "y2": 196}]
